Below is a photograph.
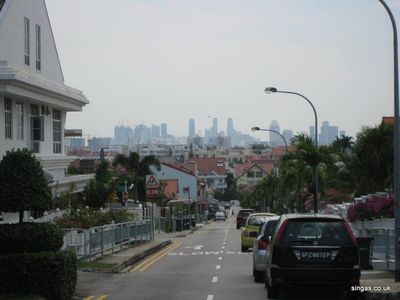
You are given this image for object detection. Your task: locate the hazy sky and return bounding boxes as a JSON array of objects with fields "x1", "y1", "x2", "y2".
[{"x1": 45, "y1": 0, "x2": 400, "y2": 139}]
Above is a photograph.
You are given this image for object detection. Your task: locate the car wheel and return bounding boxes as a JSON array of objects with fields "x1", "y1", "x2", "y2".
[
  {"x1": 254, "y1": 270, "x2": 264, "y2": 283},
  {"x1": 267, "y1": 285, "x2": 279, "y2": 299},
  {"x1": 241, "y1": 245, "x2": 247, "y2": 252}
]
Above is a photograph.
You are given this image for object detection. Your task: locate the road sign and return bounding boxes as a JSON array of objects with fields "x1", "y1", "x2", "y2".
[
  {"x1": 146, "y1": 175, "x2": 159, "y2": 187},
  {"x1": 146, "y1": 175, "x2": 159, "y2": 198}
]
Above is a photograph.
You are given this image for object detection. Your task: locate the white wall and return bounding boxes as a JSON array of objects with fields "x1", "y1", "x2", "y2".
[{"x1": 0, "y1": 0, "x2": 64, "y2": 83}]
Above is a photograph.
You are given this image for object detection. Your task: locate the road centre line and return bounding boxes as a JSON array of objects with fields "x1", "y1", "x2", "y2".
[
  {"x1": 83, "y1": 296, "x2": 107, "y2": 300},
  {"x1": 212, "y1": 276, "x2": 218, "y2": 283},
  {"x1": 218, "y1": 257, "x2": 222, "y2": 260},
  {"x1": 82, "y1": 297, "x2": 95, "y2": 300},
  {"x1": 130, "y1": 242, "x2": 181, "y2": 272},
  {"x1": 207, "y1": 295, "x2": 214, "y2": 300},
  {"x1": 97, "y1": 296, "x2": 107, "y2": 300},
  {"x1": 216, "y1": 265, "x2": 221, "y2": 269}
]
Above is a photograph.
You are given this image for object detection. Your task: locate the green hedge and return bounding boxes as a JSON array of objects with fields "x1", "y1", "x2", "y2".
[
  {"x1": 0, "y1": 251, "x2": 77, "y2": 300},
  {"x1": 0, "y1": 222, "x2": 63, "y2": 254}
]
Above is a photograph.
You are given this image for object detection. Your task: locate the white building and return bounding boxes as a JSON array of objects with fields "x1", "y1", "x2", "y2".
[{"x1": 0, "y1": 0, "x2": 93, "y2": 195}]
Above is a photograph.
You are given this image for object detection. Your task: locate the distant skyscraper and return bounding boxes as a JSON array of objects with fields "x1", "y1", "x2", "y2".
[
  {"x1": 189, "y1": 118, "x2": 195, "y2": 137},
  {"x1": 227, "y1": 118, "x2": 234, "y2": 136},
  {"x1": 282, "y1": 130, "x2": 294, "y2": 145},
  {"x1": 151, "y1": 124, "x2": 160, "y2": 138},
  {"x1": 114, "y1": 125, "x2": 133, "y2": 145},
  {"x1": 319, "y1": 121, "x2": 339, "y2": 145},
  {"x1": 269, "y1": 120, "x2": 281, "y2": 147},
  {"x1": 161, "y1": 123, "x2": 167, "y2": 138},
  {"x1": 212, "y1": 117, "x2": 218, "y2": 137}
]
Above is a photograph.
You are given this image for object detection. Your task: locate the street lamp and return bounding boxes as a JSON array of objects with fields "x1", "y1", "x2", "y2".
[
  {"x1": 264, "y1": 87, "x2": 319, "y2": 213},
  {"x1": 251, "y1": 126, "x2": 288, "y2": 153},
  {"x1": 377, "y1": 0, "x2": 400, "y2": 282}
]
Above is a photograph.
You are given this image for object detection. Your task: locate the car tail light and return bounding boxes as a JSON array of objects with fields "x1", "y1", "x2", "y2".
[
  {"x1": 275, "y1": 220, "x2": 288, "y2": 245},
  {"x1": 258, "y1": 239, "x2": 268, "y2": 250},
  {"x1": 342, "y1": 221, "x2": 357, "y2": 246}
]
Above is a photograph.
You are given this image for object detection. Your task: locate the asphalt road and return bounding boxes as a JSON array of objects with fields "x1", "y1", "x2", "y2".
[{"x1": 76, "y1": 215, "x2": 355, "y2": 300}]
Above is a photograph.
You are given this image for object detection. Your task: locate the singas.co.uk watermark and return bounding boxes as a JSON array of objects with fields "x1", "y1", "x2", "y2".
[{"x1": 351, "y1": 285, "x2": 391, "y2": 293}]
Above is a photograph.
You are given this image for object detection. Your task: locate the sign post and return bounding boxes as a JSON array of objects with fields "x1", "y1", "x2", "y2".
[{"x1": 146, "y1": 175, "x2": 159, "y2": 240}]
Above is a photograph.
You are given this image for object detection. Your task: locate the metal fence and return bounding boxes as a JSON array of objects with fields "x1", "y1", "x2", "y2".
[
  {"x1": 371, "y1": 228, "x2": 395, "y2": 270},
  {"x1": 62, "y1": 219, "x2": 153, "y2": 260}
]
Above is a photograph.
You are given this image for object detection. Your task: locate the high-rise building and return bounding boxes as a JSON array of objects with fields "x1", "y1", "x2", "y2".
[
  {"x1": 269, "y1": 120, "x2": 281, "y2": 147},
  {"x1": 282, "y1": 130, "x2": 294, "y2": 145},
  {"x1": 189, "y1": 118, "x2": 195, "y2": 137},
  {"x1": 212, "y1": 117, "x2": 218, "y2": 137},
  {"x1": 114, "y1": 125, "x2": 133, "y2": 145},
  {"x1": 161, "y1": 123, "x2": 168, "y2": 138},
  {"x1": 151, "y1": 124, "x2": 160, "y2": 138},
  {"x1": 319, "y1": 121, "x2": 339, "y2": 145},
  {"x1": 309, "y1": 126, "x2": 316, "y2": 143}
]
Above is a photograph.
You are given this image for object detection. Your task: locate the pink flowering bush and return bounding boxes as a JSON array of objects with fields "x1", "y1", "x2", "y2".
[{"x1": 346, "y1": 195, "x2": 394, "y2": 222}]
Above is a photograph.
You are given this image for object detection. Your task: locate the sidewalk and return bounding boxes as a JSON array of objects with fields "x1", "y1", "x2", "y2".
[{"x1": 82, "y1": 224, "x2": 204, "y2": 273}]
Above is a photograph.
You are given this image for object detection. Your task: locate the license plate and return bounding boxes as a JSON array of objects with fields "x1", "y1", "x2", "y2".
[{"x1": 300, "y1": 250, "x2": 331, "y2": 260}]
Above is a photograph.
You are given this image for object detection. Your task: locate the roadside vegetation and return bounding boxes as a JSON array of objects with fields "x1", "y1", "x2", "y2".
[{"x1": 237, "y1": 123, "x2": 394, "y2": 213}]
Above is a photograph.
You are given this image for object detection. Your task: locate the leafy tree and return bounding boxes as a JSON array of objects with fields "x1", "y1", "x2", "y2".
[{"x1": 0, "y1": 149, "x2": 52, "y2": 223}]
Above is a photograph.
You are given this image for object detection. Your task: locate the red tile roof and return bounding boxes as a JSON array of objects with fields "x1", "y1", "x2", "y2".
[
  {"x1": 160, "y1": 179, "x2": 179, "y2": 199},
  {"x1": 193, "y1": 157, "x2": 226, "y2": 176},
  {"x1": 234, "y1": 161, "x2": 274, "y2": 178}
]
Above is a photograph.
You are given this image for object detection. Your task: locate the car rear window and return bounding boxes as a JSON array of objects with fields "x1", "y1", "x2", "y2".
[
  {"x1": 238, "y1": 210, "x2": 254, "y2": 216},
  {"x1": 248, "y1": 215, "x2": 271, "y2": 226},
  {"x1": 281, "y1": 220, "x2": 353, "y2": 246},
  {"x1": 264, "y1": 220, "x2": 279, "y2": 237}
]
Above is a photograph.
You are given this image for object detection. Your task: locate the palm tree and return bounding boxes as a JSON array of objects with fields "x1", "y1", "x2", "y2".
[
  {"x1": 112, "y1": 152, "x2": 161, "y2": 201},
  {"x1": 349, "y1": 124, "x2": 393, "y2": 196}
]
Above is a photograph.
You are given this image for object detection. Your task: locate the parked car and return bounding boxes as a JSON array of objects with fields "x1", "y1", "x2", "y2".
[
  {"x1": 241, "y1": 213, "x2": 276, "y2": 252},
  {"x1": 236, "y1": 209, "x2": 254, "y2": 229},
  {"x1": 215, "y1": 211, "x2": 226, "y2": 221},
  {"x1": 252, "y1": 216, "x2": 280, "y2": 282},
  {"x1": 265, "y1": 214, "x2": 360, "y2": 299}
]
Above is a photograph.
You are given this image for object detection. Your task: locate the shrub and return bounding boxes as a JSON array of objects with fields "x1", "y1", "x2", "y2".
[
  {"x1": 346, "y1": 194, "x2": 394, "y2": 222},
  {"x1": 0, "y1": 251, "x2": 77, "y2": 300},
  {"x1": 55, "y1": 208, "x2": 135, "y2": 229},
  {"x1": 0, "y1": 223, "x2": 63, "y2": 254}
]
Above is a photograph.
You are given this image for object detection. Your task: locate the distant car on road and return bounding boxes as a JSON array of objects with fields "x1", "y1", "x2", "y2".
[
  {"x1": 215, "y1": 211, "x2": 226, "y2": 221},
  {"x1": 236, "y1": 209, "x2": 254, "y2": 229},
  {"x1": 252, "y1": 216, "x2": 280, "y2": 283},
  {"x1": 241, "y1": 213, "x2": 276, "y2": 252},
  {"x1": 265, "y1": 214, "x2": 360, "y2": 299}
]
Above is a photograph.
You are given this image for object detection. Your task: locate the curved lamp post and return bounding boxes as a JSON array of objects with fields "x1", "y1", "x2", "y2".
[
  {"x1": 251, "y1": 126, "x2": 288, "y2": 153},
  {"x1": 377, "y1": 0, "x2": 400, "y2": 281},
  {"x1": 264, "y1": 87, "x2": 319, "y2": 213}
]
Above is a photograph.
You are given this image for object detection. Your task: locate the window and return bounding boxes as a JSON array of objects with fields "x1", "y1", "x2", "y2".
[
  {"x1": 256, "y1": 171, "x2": 264, "y2": 178},
  {"x1": 35, "y1": 25, "x2": 41, "y2": 70},
  {"x1": 16, "y1": 102, "x2": 24, "y2": 140},
  {"x1": 30, "y1": 104, "x2": 43, "y2": 153},
  {"x1": 24, "y1": 18, "x2": 30, "y2": 66},
  {"x1": 4, "y1": 97, "x2": 12, "y2": 139},
  {"x1": 53, "y1": 109, "x2": 62, "y2": 153},
  {"x1": 247, "y1": 171, "x2": 254, "y2": 178}
]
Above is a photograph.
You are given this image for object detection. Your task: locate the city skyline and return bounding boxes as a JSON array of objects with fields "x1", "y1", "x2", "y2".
[{"x1": 45, "y1": 1, "x2": 399, "y2": 139}]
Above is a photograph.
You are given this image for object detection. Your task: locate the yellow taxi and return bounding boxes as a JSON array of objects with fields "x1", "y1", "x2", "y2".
[{"x1": 241, "y1": 212, "x2": 276, "y2": 252}]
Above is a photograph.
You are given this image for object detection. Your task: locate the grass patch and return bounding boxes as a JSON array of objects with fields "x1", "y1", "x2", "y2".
[{"x1": 78, "y1": 261, "x2": 117, "y2": 269}]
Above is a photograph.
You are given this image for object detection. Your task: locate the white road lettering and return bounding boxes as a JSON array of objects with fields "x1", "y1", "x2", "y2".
[
  {"x1": 216, "y1": 265, "x2": 221, "y2": 269},
  {"x1": 212, "y1": 276, "x2": 218, "y2": 283}
]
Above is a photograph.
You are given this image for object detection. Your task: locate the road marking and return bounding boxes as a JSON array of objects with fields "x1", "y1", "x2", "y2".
[
  {"x1": 218, "y1": 257, "x2": 222, "y2": 260},
  {"x1": 186, "y1": 245, "x2": 203, "y2": 250},
  {"x1": 221, "y1": 246, "x2": 225, "y2": 249},
  {"x1": 207, "y1": 295, "x2": 214, "y2": 300},
  {"x1": 83, "y1": 297, "x2": 95, "y2": 300},
  {"x1": 130, "y1": 242, "x2": 181, "y2": 272},
  {"x1": 97, "y1": 296, "x2": 108, "y2": 300},
  {"x1": 212, "y1": 276, "x2": 218, "y2": 283},
  {"x1": 216, "y1": 265, "x2": 221, "y2": 269}
]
